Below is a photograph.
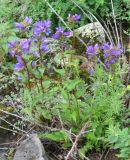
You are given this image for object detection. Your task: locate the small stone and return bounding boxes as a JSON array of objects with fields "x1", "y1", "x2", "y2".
[{"x1": 13, "y1": 134, "x2": 50, "y2": 160}]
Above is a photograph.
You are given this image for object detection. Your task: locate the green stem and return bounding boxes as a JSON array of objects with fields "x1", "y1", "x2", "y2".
[
  {"x1": 74, "y1": 93, "x2": 80, "y2": 121},
  {"x1": 61, "y1": 45, "x2": 67, "y2": 79},
  {"x1": 22, "y1": 58, "x2": 31, "y2": 90},
  {"x1": 67, "y1": 93, "x2": 71, "y2": 111},
  {"x1": 34, "y1": 76, "x2": 40, "y2": 93},
  {"x1": 38, "y1": 41, "x2": 44, "y2": 92}
]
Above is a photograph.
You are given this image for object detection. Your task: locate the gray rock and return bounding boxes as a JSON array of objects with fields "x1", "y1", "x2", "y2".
[
  {"x1": 13, "y1": 134, "x2": 49, "y2": 160},
  {"x1": 75, "y1": 22, "x2": 105, "y2": 44}
]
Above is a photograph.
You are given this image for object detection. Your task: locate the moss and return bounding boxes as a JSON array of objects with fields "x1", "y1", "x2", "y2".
[{"x1": 0, "y1": 104, "x2": 14, "y2": 114}]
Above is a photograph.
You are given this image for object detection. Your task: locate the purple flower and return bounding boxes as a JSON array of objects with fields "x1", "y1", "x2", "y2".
[
  {"x1": 89, "y1": 68, "x2": 94, "y2": 75},
  {"x1": 14, "y1": 56, "x2": 24, "y2": 71},
  {"x1": 17, "y1": 76, "x2": 22, "y2": 81},
  {"x1": 20, "y1": 39, "x2": 31, "y2": 54},
  {"x1": 102, "y1": 43, "x2": 110, "y2": 51},
  {"x1": 24, "y1": 17, "x2": 32, "y2": 25},
  {"x1": 31, "y1": 61, "x2": 35, "y2": 67},
  {"x1": 32, "y1": 52, "x2": 39, "y2": 57},
  {"x1": 86, "y1": 42, "x2": 122, "y2": 67},
  {"x1": 74, "y1": 14, "x2": 81, "y2": 21},
  {"x1": 105, "y1": 58, "x2": 115, "y2": 67},
  {"x1": 41, "y1": 43, "x2": 49, "y2": 53},
  {"x1": 64, "y1": 30, "x2": 72, "y2": 37},
  {"x1": 110, "y1": 48, "x2": 120, "y2": 57},
  {"x1": 103, "y1": 53, "x2": 110, "y2": 58},
  {"x1": 102, "y1": 43, "x2": 122, "y2": 67},
  {"x1": 8, "y1": 41, "x2": 16, "y2": 49},
  {"x1": 43, "y1": 20, "x2": 52, "y2": 35},
  {"x1": 40, "y1": 37, "x2": 49, "y2": 53},
  {"x1": 52, "y1": 27, "x2": 72, "y2": 40},
  {"x1": 33, "y1": 20, "x2": 52, "y2": 38},
  {"x1": 86, "y1": 44, "x2": 99, "y2": 59},
  {"x1": 68, "y1": 14, "x2": 81, "y2": 23},
  {"x1": 14, "y1": 62, "x2": 24, "y2": 71},
  {"x1": 15, "y1": 22, "x2": 24, "y2": 30},
  {"x1": 8, "y1": 41, "x2": 17, "y2": 57},
  {"x1": 16, "y1": 56, "x2": 22, "y2": 62},
  {"x1": 110, "y1": 44, "x2": 122, "y2": 57},
  {"x1": 87, "y1": 46, "x2": 94, "y2": 54},
  {"x1": 9, "y1": 50, "x2": 16, "y2": 57},
  {"x1": 15, "y1": 17, "x2": 32, "y2": 32},
  {"x1": 94, "y1": 44, "x2": 100, "y2": 50},
  {"x1": 118, "y1": 43, "x2": 123, "y2": 53},
  {"x1": 52, "y1": 27, "x2": 64, "y2": 40}
]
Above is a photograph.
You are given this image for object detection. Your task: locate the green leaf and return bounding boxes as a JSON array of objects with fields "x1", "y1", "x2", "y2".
[
  {"x1": 127, "y1": 85, "x2": 130, "y2": 90},
  {"x1": 54, "y1": 68, "x2": 65, "y2": 76},
  {"x1": 38, "y1": 67, "x2": 45, "y2": 75},
  {"x1": 64, "y1": 79, "x2": 82, "y2": 91},
  {"x1": 60, "y1": 88, "x2": 68, "y2": 101},
  {"x1": 71, "y1": 110, "x2": 78, "y2": 123},
  {"x1": 43, "y1": 80, "x2": 51, "y2": 89},
  {"x1": 39, "y1": 131, "x2": 69, "y2": 142},
  {"x1": 41, "y1": 110, "x2": 52, "y2": 120}
]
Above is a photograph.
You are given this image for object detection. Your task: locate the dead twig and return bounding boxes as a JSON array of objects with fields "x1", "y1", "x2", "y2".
[{"x1": 65, "y1": 122, "x2": 89, "y2": 160}]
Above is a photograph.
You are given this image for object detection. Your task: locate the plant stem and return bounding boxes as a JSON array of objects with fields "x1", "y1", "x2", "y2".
[
  {"x1": 22, "y1": 58, "x2": 31, "y2": 90},
  {"x1": 74, "y1": 93, "x2": 80, "y2": 121},
  {"x1": 34, "y1": 76, "x2": 40, "y2": 92},
  {"x1": 61, "y1": 45, "x2": 67, "y2": 79},
  {"x1": 67, "y1": 93, "x2": 71, "y2": 111},
  {"x1": 38, "y1": 41, "x2": 44, "y2": 92}
]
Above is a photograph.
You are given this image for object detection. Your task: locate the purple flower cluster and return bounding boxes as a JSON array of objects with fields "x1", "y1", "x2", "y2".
[
  {"x1": 8, "y1": 41, "x2": 16, "y2": 49},
  {"x1": 8, "y1": 38, "x2": 32, "y2": 57},
  {"x1": 15, "y1": 17, "x2": 32, "y2": 31},
  {"x1": 52, "y1": 26, "x2": 72, "y2": 40},
  {"x1": 8, "y1": 41, "x2": 17, "y2": 57},
  {"x1": 24, "y1": 17, "x2": 32, "y2": 25},
  {"x1": 103, "y1": 43, "x2": 122, "y2": 66},
  {"x1": 86, "y1": 43, "x2": 122, "y2": 67},
  {"x1": 20, "y1": 39, "x2": 31, "y2": 54},
  {"x1": 14, "y1": 56, "x2": 24, "y2": 71},
  {"x1": 67, "y1": 14, "x2": 81, "y2": 23},
  {"x1": 33, "y1": 20, "x2": 51, "y2": 38},
  {"x1": 8, "y1": 14, "x2": 81, "y2": 81},
  {"x1": 40, "y1": 37, "x2": 49, "y2": 53},
  {"x1": 87, "y1": 44, "x2": 100, "y2": 60}
]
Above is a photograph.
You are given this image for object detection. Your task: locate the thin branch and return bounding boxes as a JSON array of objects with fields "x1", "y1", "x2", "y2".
[
  {"x1": 0, "y1": 147, "x2": 9, "y2": 150},
  {"x1": 111, "y1": 0, "x2": 120, "y2": 45},
  {"x1": 0, "y1": 126, "x2": 19, "y2": 134},
  {"x1": 0, "y1": 117, "x2": 27, "y2": 134},
  {"x1": 80, "y1": 153, "x2": 90, "y2": 160},
  {"x1": 0, "y1": 141, "x2": 18, "y2": 146},
  {"x1": 0, "y1": 109, "x2": 30, "y2": 122},
  {"x1": 65, "y1": 122, "x2": 89, "y2": 160}
]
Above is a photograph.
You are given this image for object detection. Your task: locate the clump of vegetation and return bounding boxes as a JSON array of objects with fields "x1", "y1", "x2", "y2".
[{"x1": 6, "y1": 14, "x2": 129, "y2": 159}]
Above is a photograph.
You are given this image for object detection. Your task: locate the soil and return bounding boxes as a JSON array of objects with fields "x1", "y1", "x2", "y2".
[{"x1": 87, "y1": 150, "x2": 121, "y2": 160}]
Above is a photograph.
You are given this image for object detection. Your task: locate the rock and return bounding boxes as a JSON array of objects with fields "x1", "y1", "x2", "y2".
[
  {"x1": 75, "y1": 22, "x2": 105, "y2": 44},
  {"x1": 13, "y1": 134, "x2": 50, "y2": 160}
]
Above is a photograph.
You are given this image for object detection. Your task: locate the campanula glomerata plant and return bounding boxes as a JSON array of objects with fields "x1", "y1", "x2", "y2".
[{"x1": 7, "y1": 14, "x2": 127, "y2": 160}]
